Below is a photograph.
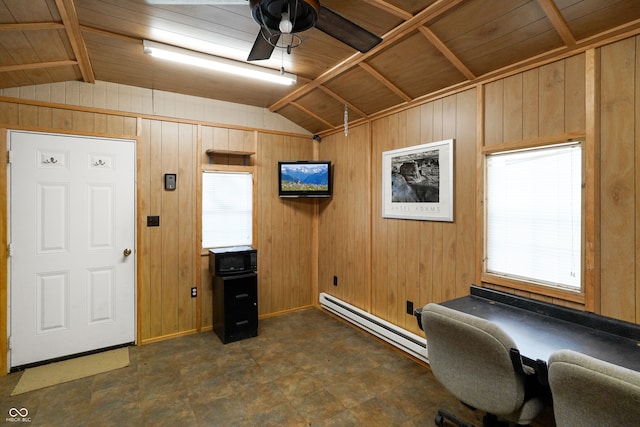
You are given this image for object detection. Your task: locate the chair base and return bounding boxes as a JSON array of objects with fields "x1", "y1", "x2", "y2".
[
  {"x1": 434, "y1": 409, "x2": 514, "y2": 427},
  {"x1": 481, "y1": 414, "x2": 510, "y2": 427},
  {"x1": 434, "y1": 408, "x2": 475, "y2": 427}
]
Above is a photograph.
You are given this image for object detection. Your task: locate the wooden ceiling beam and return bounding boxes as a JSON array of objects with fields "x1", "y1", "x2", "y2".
[
  {"x1": 418, "y1": 26, "x2": 475, "y2": 80},
  {"x1": 0, "y1": 22, "x2": 65, "y2": 31},
  {"x1": 0, "y1": 60, "x2": 77, "y2": 73},
  {"x1": 290, "y1": 101, "x2": 336, "y2": 129},
  {"x1": 318, "y1": 86, "x2": 368, "y2": 118},
  {"x1": 318, "y1": 20, "x2": 640, "y2": 138},
  {"x1": 54, "y1": 0, "x2": 95, "y2": 83},
  {"x1": 361, "y1": 0, "x2": 413, "y2": 20},
  {"x1": 81, "y1": 25, "x2": 140, "y2": 43},
  {"x1": 358, "y1": 62, "x2": 412, "y2": 102},
  {"x1": 269, "y1": 0, "x2": 466, "y2": 112},
  {"x1": 536, "y1": 0, "x2": 576, "y2": 47}
]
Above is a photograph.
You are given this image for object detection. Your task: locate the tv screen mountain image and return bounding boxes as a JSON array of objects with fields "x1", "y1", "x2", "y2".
[{"x1": 280, "y1": 163, "x2": 329, "y2": 192}]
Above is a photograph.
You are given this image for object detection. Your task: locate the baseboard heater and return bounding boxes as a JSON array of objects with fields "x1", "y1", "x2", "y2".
[{"x1": 319, "y1": 293, "x2": 428, "y2": 363}]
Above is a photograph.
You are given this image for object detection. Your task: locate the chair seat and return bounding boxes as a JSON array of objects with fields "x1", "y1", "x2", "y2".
[
  {"x1": 548, "y1": 349, "x2": 640, "y2": 427},
  {"x1": 421, "y1": 303, "x2": 547, "y2": 426}
]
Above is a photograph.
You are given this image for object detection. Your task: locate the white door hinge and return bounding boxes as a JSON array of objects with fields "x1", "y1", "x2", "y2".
[
  {"x1": 7, "y1": 336, "x2": 11, "y2": 350},
  {"x1": 7, "y1": 150, "x2": 11, "y2": 164},
  {"x1": 7, "y1": 243, "x2": 12, "y2": 257}
]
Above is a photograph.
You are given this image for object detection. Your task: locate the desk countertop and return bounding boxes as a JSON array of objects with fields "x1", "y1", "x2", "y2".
[{"x1": 433, "y1": 286, "x2": 640, "y2": 373}]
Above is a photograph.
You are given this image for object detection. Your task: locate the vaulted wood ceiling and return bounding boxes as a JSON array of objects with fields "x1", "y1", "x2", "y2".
[{"x1": 1, "y1": 0, "x2": 639, "y2": 135}]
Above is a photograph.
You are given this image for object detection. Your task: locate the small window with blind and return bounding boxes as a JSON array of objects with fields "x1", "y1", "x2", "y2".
[
  {"x1": 484, "y1": 142, "x2": 582, "y2": 292},
  {"x1": 202, "y1": 171, "x2": 253, "y2": 248}
]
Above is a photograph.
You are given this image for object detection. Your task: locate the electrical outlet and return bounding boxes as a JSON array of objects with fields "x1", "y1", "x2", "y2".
[
  {"x1": 191, "y1": 287, "x2": 197, "y2": 298},
  {"x1": 333, "y1": 275, "x2": 338, "y2": 286},
  {"x1": 406, "y1": 300, "x2": 414, "y2": 315}
]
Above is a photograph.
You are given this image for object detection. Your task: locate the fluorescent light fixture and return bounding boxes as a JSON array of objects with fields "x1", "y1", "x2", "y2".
[{"x1": 143, "y1": 40, "x2": 297, "y2": 86}]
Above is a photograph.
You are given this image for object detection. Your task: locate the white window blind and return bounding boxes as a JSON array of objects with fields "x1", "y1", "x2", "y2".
[
  {"x1": 485, "y1": 143, "x2": 582, "y2": 291},
  {"x1": 202, "y1": 171, "x2": 252, "y2": 248}
]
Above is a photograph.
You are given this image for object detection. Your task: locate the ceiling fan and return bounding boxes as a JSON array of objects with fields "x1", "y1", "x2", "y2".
[{"x1": 149, "y1": 0, "x2": 383, "y2": 61}]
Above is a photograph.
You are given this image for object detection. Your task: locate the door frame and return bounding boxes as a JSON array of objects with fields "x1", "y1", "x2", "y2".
[{"x1": 1, "y1": 126, "x2": 141, "y2": 374}]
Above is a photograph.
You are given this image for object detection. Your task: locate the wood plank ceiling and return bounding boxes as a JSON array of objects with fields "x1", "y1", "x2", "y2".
[{"x1": 1, "y1": 0, "x2": 639, "y2": 135}]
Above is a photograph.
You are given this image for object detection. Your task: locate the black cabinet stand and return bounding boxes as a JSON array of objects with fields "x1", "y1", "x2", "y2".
[{"x1": 213, "y1": 272, "x2": 258, "y2": 344}]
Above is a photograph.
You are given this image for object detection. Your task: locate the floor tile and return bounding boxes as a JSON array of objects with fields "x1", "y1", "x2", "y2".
[{"x1": 0, "y1": 307, "x2": 556, "y2": 426}]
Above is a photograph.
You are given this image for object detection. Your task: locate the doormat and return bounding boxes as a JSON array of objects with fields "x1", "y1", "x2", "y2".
[{"x1": 11, "y1": 347, "x2": 130, "y2": 396}]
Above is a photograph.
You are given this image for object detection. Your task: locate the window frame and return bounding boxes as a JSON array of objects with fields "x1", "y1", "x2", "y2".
[
  {"x1": 201, "y1": 170, "x2": 254, "y2": 250},
  {"x1": 481, "y1": 140, "x2": 587, "y2": 300}
]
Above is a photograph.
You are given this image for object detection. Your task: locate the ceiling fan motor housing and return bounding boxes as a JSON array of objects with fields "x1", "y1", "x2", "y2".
[{"x1": 250, "y1": 0, "x2": 320, "y2": 33}]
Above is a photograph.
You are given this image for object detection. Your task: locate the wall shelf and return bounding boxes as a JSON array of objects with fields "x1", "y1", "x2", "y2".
[{"x1": 205, "y1": 149, "x2": 255, "y2": 167}]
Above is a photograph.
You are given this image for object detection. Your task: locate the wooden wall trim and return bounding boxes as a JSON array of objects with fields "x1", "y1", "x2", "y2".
[
  {"x1": 140, "y1": 328, "x2": 200, "y2": 345},
  {"x1": 0, "y1": 129, "x2": 7, "y2": 375},
  {"x1": 195, "y1": 124, "x2": 203, "y2": 331},
  {"x1": 481, "y1": 274, "x2": 586, "y2": 304},
  {"x1": 0, "y1": 96, "x2": 310, "y2": 139},
  {"x1": 135, "y1": 123, "x2": 144, "y2": 346},
  {"x1": 311, "y1": 138, "x2": 320, "y2": 306},
  {"x1": 479, "y1": 133, "x2": 586, "y2": 154},
  {"x1": 475, "y1": 85, "x2": 485, "y2": 286},
  {"x1": 584, "y1": 48, "x2": 601, "y2": 312},
  {"x1": 0, "y1": 124, "x2": 137, "y2": 140},
  {"x1": 365, "y1": 121, "x2": 373, "y2": 313},
  {"x1": 636, "y1": 35, "x2": 640, "y2": 323}
]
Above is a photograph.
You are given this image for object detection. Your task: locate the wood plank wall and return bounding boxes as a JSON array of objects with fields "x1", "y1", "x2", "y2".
[
  {"x1": 138, "y1": 120, "x2": 198, "y2": 341},
  {"x1": 481, "y1": 54, "x2": 588, "y2": 308},
  {"x1": 318, "y1": 90, "x2": 477, "y2": 337},
  {"x1": 3, "y1": 35, "x2": 640, "y2": 373},
  {"x1": 316, "y1": 36, "x2": 640, "y2": 335},
  {"x1": 599, "y1": 36, "x2": 640, "y2": 323},
  {"x1": 0, "y1": 85, "x2": 314, "y2": 363},
  {"x1": 484, "y1": 54, "x2": 586, "y2": 146},
  {"x1": 255, "y1": 133, "x2": 316, "y2": 315},
  {"x1": 317, "y1": 124, "x2": 372, "y2": 312},
  {"x1": 0, "y1": 81, "x2": 309, "y2": 135},
  {"x1": 197, "y1": 129, "x2": 316, "y2": 325},
  {"x1": 198, "y1": 126, "x2": 258, "y2": 329}
]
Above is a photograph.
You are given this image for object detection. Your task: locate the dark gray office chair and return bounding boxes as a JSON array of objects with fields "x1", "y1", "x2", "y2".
[
  {"x1": 548, "y1": 349, "x2": 640, "y2": 427},
  {"x1": 421, "y1": 303, "x2": 545, "y2": 427}
]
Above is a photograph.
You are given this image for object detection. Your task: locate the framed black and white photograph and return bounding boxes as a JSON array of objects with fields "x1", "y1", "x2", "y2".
[{"x1": 382, "y1": 139, "x2": 454, "y2": 221}]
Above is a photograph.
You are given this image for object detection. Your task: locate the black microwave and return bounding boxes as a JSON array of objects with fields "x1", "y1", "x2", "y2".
[{"x1": 209, "y1": 246, "x2": 257, "y2": 276}]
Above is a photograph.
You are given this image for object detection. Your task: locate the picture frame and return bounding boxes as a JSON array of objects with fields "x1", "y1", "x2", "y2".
[{"x1": 381, "y1": 139, "x2": 454, "y2": 221}]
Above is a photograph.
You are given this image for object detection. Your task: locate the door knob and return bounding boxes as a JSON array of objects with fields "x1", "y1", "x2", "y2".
[{"x1": 123, "y1": 248, "x2": 132, "y2": 257}]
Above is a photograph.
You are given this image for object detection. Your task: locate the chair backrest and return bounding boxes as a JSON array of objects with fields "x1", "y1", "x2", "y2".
[
  {"x1": 421, "y1": 303, "x2": 527, "y2": 417},
  {"x1": 548, "y1": 349, "x2": 640, "y2": 427}
]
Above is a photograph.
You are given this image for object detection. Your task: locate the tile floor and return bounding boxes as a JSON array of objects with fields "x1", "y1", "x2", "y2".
[{"x1": 0, "y1": 307, "x2": 555, "y2": 426}]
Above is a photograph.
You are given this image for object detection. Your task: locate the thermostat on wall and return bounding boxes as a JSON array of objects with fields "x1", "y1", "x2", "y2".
[{"x1": 164, "y1": 173, "x2": 176, "y2": 190}]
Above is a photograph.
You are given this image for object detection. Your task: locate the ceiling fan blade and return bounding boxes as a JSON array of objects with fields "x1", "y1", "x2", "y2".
[
  {"x1": 247, "y1": 29, "x2": 278, "y2": 61},
  {"x1": 315, "y1": 6, "x2": 382, "y2": 54}
]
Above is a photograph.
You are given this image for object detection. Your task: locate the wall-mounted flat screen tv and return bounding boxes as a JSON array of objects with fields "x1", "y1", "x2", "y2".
[{"x1": 278, "y1": 161, "x2": 332, "y2": 198}]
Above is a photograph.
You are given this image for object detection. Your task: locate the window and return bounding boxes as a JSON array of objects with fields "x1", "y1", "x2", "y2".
[
  {"x1": 202, "y1": 171, "x2": 252, "y2": 248},
  {"x1": 485, "y1": 142, "x2": 582, "y2": 291}
]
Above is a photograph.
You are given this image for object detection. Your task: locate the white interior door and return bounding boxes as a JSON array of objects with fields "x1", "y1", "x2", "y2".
[{"x1": 8, "y1": 130, "x2": 136, "y2": 368}]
